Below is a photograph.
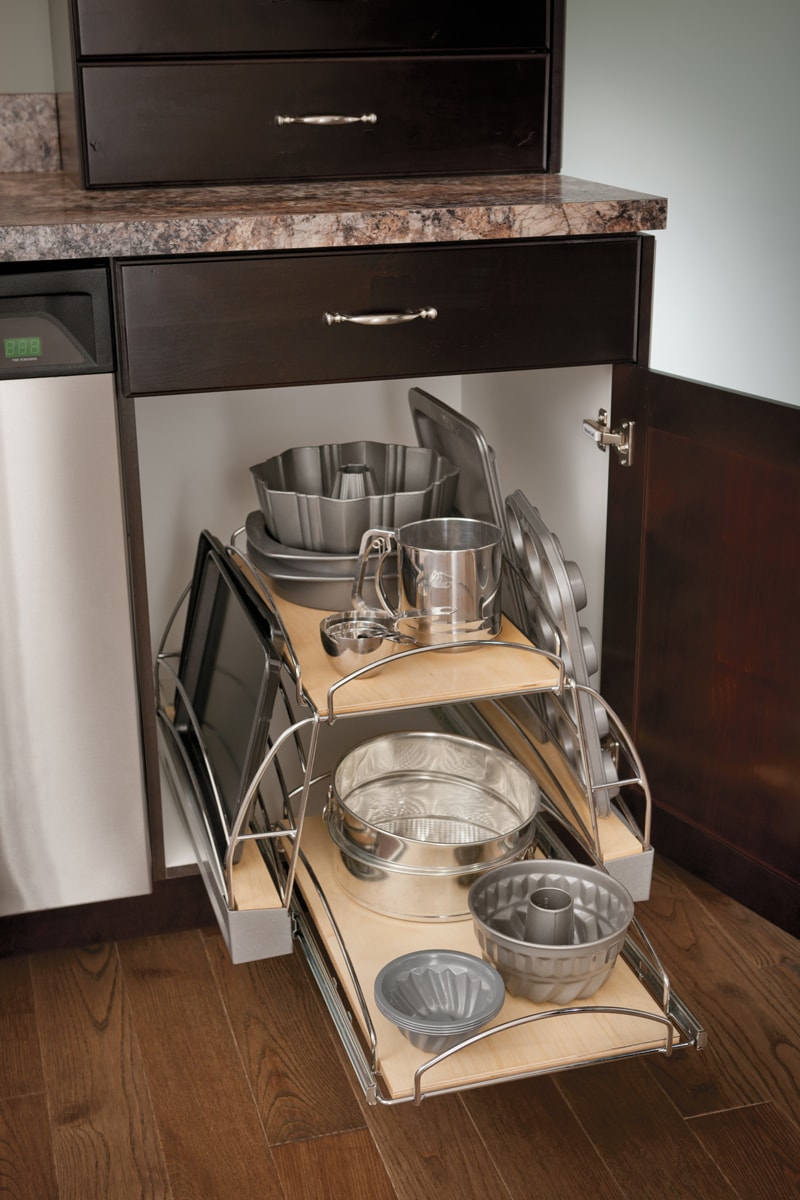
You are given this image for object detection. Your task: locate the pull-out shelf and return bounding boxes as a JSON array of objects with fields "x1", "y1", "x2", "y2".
[
  {"x1": 291, "y1": 818, "x2": 700, "y2": 1105},
  {"x1": 157, "y1": 548, "x2": 704, "y2": 1106}
]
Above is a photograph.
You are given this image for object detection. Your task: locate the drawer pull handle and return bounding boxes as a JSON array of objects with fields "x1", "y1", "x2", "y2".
[
  {"x1": 275, "y1": 112, "x2": 378, "y2": 126},
  {"x1": 324, "y1": 308, "x2": 438, "y2": 327}
]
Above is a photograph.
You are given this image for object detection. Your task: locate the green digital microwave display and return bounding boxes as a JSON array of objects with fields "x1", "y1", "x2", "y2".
[{"x1": 4, "y1": 336, "x2": 42, "y2": 358}]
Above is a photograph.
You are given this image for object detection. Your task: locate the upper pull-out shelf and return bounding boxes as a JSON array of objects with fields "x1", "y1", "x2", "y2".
[{"x1": 264, "y1": 586, "x2": 564, "y2": 722}]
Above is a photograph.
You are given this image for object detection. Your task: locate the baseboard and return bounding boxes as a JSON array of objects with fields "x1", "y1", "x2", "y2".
[
  {"x1": 0, "y1": 875, "x2": 215, "y2": 958},
  {"x1": 652, "y1": 806, "x2": 799, "y2": 938}
]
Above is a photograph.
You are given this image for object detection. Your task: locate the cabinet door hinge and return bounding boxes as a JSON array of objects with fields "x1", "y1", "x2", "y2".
[{"x1": 582, "y1": 409, "x2": 635, "y2": 467}]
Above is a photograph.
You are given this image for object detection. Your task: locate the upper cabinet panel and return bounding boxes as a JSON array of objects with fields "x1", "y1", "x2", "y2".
[
  {"x1": 54, "y1": 0, "x2": 564, "y2": 187},
  {"x1": 72, "y1": 1, "x2": 552, "y2": 56}
]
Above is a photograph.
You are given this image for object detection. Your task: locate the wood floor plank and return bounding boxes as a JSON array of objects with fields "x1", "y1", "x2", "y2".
[
  {"x1": 688, "y1": 1102, "x2": 800, "y2": 1200},
  {"x1": 204, "y1": 934, "x2": 365, "y2": 1145},
  {"x1": 30, "y1": 943, "x2": 172, "y2": 1200},
  {"x1": 654, "y1": 858, "x2": 800, "y2": 970},
  {"x1": 554, "y1": 1059, "x2": 740, "y2": 1200},
  {"x1": 462, "y1": 1076, "x2": 626, "y2": 1200},
  {"x1": 357, "y1": 1089, "x2": 513, "y2": 1200},
  {"x1": 0, "y1": 956, "x2": 43, "y2": 1099},
  {"x1": 118, "y1": 929, "x2": 285, "y2": 1200},
  {"x1": 638, "y1": 856, "x2": 800, "y2": 1124},
  {"x1": 271, "y1": 1127, "x2": 397, "y2": 1200},
  {"x1": 2, "y1": 855, "x2": 795, "y2": 1199},
  {"x1": 0, "y1": 1093, "x2": 59, "y2": 1200}
]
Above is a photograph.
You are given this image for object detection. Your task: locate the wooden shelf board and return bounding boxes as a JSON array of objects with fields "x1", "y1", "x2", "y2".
[
  {"x1": 265, "y1": 588, "x2": 562, "y2": 717},
  {"x1": 231, "y1": 840, "x2": 283, "y2": 911},
  {"x1": 473, "y1": 699, "x2": 644, "y2": 864},
  {"x1": 294, "y1": 817, "x2": 674, "y2": 1101}
]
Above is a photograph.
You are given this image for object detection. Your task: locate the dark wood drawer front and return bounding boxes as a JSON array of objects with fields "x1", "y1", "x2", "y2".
[
  {"x1": 80, "y1": 58, "x2": 548, "y2": 187},
  {"x1": 74, "y1": 1, "x2": 550, "y2": 56},
  {"x1": 117, "y1": 239, "x2": 642, "y2": 396}
]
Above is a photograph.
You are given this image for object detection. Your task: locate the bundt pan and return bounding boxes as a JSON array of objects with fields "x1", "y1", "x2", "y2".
[
  {"x1": 468, "y1": 860, "x2": 634, "y2": 1004},
  {"x1": 250, "y1": 442, "x2": 459, "y2": 553}
]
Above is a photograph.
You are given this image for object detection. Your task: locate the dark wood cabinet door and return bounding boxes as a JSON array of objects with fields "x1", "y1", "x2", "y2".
[
  {"x1": 79, "y1": 57, "x2": 549, "y2": 187},
  {"x1": 115, "y1": 237, "x2": 644, "y2": 396},
  {"x1": 602, "y1": 364, "x2": 800, "y2": 933},
  {"x1": 73, "y1": 0, "x2": 552, "y2": 56}
]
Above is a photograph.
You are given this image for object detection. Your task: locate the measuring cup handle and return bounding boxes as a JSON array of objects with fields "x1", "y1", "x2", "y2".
[{"x1": 351, "y1": 527, "x2": 397, "y2": 612}]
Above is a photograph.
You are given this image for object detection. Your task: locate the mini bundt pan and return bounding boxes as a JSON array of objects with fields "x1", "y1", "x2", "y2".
[{"x1": 373, "y1": 949, "x2": 506, "y2": 1053}]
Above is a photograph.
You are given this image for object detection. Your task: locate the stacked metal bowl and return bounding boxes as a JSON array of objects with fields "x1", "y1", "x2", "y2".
[
  {"x1": 246, "y1": 442, "x2": 458, "y2": 610},
  {"x1": 325, "y1": 732, "x2": 541, "y2": 921}
]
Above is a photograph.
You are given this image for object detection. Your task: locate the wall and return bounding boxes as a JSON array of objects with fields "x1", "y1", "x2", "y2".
[
  {"x1": 463, "y1": 0, "x2": 800, "y2": 662},
  {"x1": 0, "y1": 0, "x2": 53, "y2": 92},
  {"x1": 563, "y1": 0, "x2": 800, "y2": 407}
]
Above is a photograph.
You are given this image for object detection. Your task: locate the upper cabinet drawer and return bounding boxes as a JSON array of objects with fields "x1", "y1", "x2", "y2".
[
  {"x1": 55, "y1": 1, "x2": 564, "y2": 186},
  {"x1": 116, "y1": 238, "x2": 644, "y2": 396},
  {"x1": 79, "y1": 57, "x2": 549, "y2": 187},
  {"x1": 72, "y1": 1, "x2": 551, "y2": 56}
]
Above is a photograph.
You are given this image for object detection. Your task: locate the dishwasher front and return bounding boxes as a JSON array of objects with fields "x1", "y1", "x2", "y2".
[{"x1": 0, "y1": 261, "x2": 151, "y2": 915}]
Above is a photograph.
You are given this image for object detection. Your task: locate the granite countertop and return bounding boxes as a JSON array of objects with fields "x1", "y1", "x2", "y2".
[{"x1": 0, "y1": 171, "x2": 666, "y2": 262}]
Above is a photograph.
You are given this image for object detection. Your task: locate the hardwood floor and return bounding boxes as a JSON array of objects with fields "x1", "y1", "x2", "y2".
[{"x1": 1, "y1": 856, "x2": 798, "y2": 1200}]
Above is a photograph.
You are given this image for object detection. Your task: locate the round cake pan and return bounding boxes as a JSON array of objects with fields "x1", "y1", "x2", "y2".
[
  {"x1": 245, "y1": 510, "x2": 397, "y2": 611},
  {"x1": 468, "y1": 860, "x2": 634, "y2": 1004},
  {"x1": 374, "y1": 949, "x2": 506, "y2": 1053},
  {"x1": 245, "y1": 509, "x2": 362, "y2": 575},
  {"x1": 250, "y1": 442, "x2": 459, "y2": 554},
  {"x1": 325, "y1": 731, "x2": 540, "y2": 920},
  {"x1": 253, "y1": 569, "x2": 380, "y2": 613}
]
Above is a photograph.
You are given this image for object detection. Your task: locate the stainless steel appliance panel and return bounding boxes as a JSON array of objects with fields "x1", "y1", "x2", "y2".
[{"x1": 0, "y1": 352, "x2": 150, "y2": 915}]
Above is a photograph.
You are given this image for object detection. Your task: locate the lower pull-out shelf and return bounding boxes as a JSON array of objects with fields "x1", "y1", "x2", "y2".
[{"x1": 291, "y1": 818, "x2": 703, "y2": 1106}]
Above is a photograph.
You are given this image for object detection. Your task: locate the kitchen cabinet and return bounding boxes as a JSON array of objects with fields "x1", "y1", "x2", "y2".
[
  {"x1": 5, "y1": 184, "x2": 795, "y2": 1110},
  {"x1": 1, "y1": 155, "x2": 795, "y2": 941},
  {"x1": 52, "y1": 0, "x2": 563, "y2": 188},
  {"x1": 109, "y1": 231, "x2": 653, "y2": 897},
  {"x1": 69, "y1": 2, "x2": 552, "y2": 56},
  {"x1": 107, "y1": 224, "x2": 798, "y2": 938}
]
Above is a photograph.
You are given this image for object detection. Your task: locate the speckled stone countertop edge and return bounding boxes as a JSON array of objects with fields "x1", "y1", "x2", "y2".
[{"x1": 0, "y1": 171, "x2": 667, "y2": 262}]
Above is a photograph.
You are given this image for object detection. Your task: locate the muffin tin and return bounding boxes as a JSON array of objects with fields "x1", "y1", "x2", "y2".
[{"x1": 504, "y1": 491, "x2": 620, "y2": 815}]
